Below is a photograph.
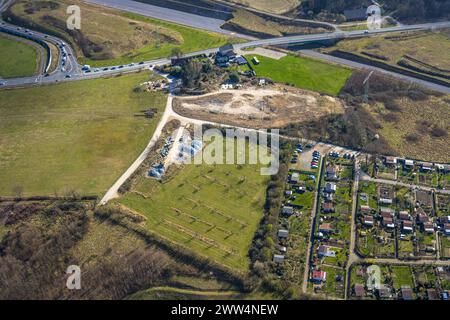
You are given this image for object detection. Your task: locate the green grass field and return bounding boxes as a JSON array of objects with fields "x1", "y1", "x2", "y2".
[
  {"x1": 109, "y1": 12, "x2": 242, "y2": 67},
  {"x1": 117, "y1": 139, "x2": 269, "y2": 272},
  {"x1": 0, "y1": 72, "x2": 167, "y2": 196},
  {"x1": 0, "y1": 34, "x2": 39, "y2": 78},
  {"x1": 245, "y1": 54, "x2": 352, "y2": 96},
  {"x1": 391, "y1": 266, "x2": 415, "y2": 290}
]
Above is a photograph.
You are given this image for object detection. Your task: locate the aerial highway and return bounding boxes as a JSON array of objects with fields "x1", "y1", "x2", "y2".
[{"x1": 1, "y1": 0, "x2": 450, "y2": 91}]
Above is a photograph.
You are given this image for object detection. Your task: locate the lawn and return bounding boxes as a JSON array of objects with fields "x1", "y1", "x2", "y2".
[
  {"x1": 322, "y1": 266, "x2": 345, "y2": 298},
  {"x1": 245, "y1": 54, "x2": 352, "y2": 96},
  {"x1": 441, "y1": 236, "x2": 450, "y2": 259},
  {"x1": 116, "y1": 138, "x2": 269, "y2": 272},
  {"x1": 356, "y1": 228, "x2": 396, "y2": 258},
  {"x1": 359, "y1": 181, "x2": 378, "y2": 209},
  {"x1": 0, "y1": 34, "x2": 39, "y2": 78},
  {"x1": 397, "y1": 235, "x2": 415, "y2": 259},
  {"x1": 391, "y1": 266, "x2": 414, "y2": 290},
  {"x1": 7, "y1": 0, "x2": 238, "y2": 67},
  {"x1": 0, "y1": 72, "x2": 167, "y2": 196}
]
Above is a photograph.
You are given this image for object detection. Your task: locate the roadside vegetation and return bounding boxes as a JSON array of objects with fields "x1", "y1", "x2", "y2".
[
  {"x1": 342, "y1": 70, "x2": 450, "y2": 162},
  {"x1": 323, "y1": 29, "x2": 450, "y2": 85},
  {"x1": 246, "y1": 54, "x2": 352, "y2": 96},
  {"x1": 0, "y1": 33, "x2": 40, "y2": 78},
  {"x1": 298, "y1": 0, "x2": 450, "y2": 23},
  {"x1": 0, "y1": 200, "x2": 247, "y2": 299},
  {"x1": 0, "y1": 72, "x2": 167, "y2": 197},
  {"x1": 4, "y1": 0, "x2": 238, "y2": 67},
  {"x1": 227, "y1": 0, "x2": 300, "y2": 14},
  {"x1": 281, "y1": 70, "x2": 449, "y2": 163},
  {"x1": 222, "y1": 8, "x2": 330, "y2": 38}
]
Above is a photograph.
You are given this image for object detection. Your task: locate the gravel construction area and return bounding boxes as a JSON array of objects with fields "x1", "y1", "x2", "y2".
[
  {"x1": 173, "y1": 85, "x2": 345, "y2": 129},
  {"x1": 236, "y1": 47, "x2": 287, "y2": 60}
]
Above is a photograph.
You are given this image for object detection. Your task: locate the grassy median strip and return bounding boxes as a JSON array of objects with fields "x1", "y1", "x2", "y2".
[{"x1": 0, "y1": 72, "x2": 167, "y2": 196}]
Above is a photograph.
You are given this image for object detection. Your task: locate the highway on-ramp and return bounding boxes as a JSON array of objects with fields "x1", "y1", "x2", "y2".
[{"x1": 1, "y1": 0, "x2": 449, "y2": 94}]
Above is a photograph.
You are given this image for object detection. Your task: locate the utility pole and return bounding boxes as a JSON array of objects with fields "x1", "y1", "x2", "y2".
[{"x1": 363, "y1": 71, "x2": 374, "y2": 103}]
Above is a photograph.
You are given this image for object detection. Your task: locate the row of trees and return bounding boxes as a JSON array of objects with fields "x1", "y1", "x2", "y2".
[{"x1": 0, "y1": 202, "x2": 173, "y2": 299}]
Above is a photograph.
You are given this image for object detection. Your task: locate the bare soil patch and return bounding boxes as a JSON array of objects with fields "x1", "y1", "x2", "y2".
[{"x1": 173, "y1": 85, "x2": 345, "y2": 129}]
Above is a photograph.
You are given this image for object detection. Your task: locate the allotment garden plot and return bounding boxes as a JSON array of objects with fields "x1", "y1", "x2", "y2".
[
  {"x1": 350, "y1": 264, "x2": 450, "y2": 300},
  {"x1": 309, "y1": 156, "x2": 355, "y2": 298},
  {"x1": 117, "y1": 138, "x2": 269, "y2": 272}
]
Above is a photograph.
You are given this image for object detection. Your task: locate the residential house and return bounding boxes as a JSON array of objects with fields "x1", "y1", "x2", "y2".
[
  {"x1": 436, "y1": 164, "x2": 450, "y2": 173},
  {"x1": 420, "y1": 162, "x2": 433, "y2": 172},
  {"x1": 423, "y1": 222, "x2": 434, "y2": 233},
  {"x1": 311, "y1": 270, "x2": 327, "y2": 283},
  {"x1": 385, "y1": 156, "x2": 397, "y2": 165},
  {"x1": 290, "y1": 172, "x2": 300, "y2": 184},
  {"x1": 403, "y1": 159, "x2": 414, "y2": 170},
  {"x1": 444, "y1": 224, "x2": 450, "y2": 236},
  {"x1": 398, "y1": 211, "x2": 411, "y2": 221},
  {"x1": 382, "y1": 217, "x2": 395, "y2": 229},
  {"x1": 322, "y1": 202, "x2": 335, "y2": 213},
  {"x1": 282, "y1": 206, "x2": 294, "y2": 216},
  {"x1": 353, "y1": 284, "x2": 365, "y2": 298},
  {"x1": 376, "y1": 285, "x2": 392, "y2": 299},
  {"x1": 379, "y1": 197, "x2": 393, "y2": 205},
  {"x1": 402, "y1": 220, "x2": 414, "y2": 233},
  {"x1": 417, "y1": 212, "x2": 430, "y2": 224},
  {"x1": 379, "y1": 186, "x2": 394, "y2": 204},
  {"x1": 361, "y1": 205, "x2": 372, "y2": 214},
  {"x1": 356, "y1": 266, "x2": 365, "y2": 277},
  {"x1": 273, "y1": 254, "x2": 285, "y2": 263},
  {"x1": 319, "y1": 223, "x2": 333, "y2": 234},
  {"x1": 235, "y1": 55, "x2": 247, "y2": 65},
  {"x1": 323, "y1": 192, "x2": 334, "y2": 202},
  {"x1": 401, "y1": 286, "x2": 414, "y2": 300},
  {"x1": 325, "y1": 165, "x2": 338, "y2": 181},
  {"x1": 362, "y1": 215, "x2": 374, "y2": 227},
  {"x1": 324, "y1": 182, "x2": 337, "y2": 193},
  {"x1": 318, "y1": 245, "x2": 336, "y2": 258},
  {"x1": 218, "y1": 44, "x2": 234, "y2": 56},
  {"x1": 278, "y1": 229, "x2": 289, "y2": 239},
  {"x1": 427, "y1": 289, "x2": 439, "y2": 300},
  {"x1": 380, "y1": 207, "x2": 395, "y2": 218},
  {"x1": 438, "y1": 216, "x2": 450, "y2": 224}
]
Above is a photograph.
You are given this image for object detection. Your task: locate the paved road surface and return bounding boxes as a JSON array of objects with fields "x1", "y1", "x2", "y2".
[
  {"x1": 83, "y1": 0, "x2": 242, "y2": 37},
  {"x1": 2, "y1": 0, "x2": 450, "y2": 91},
  {"x1": 360, "y1": 172, "x2": 450, "y2": 195}
]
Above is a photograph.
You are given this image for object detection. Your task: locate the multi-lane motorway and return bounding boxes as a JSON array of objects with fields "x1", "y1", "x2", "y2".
[{"x1": 1, "y1": 0, "x2": 450, "y2": 92}]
